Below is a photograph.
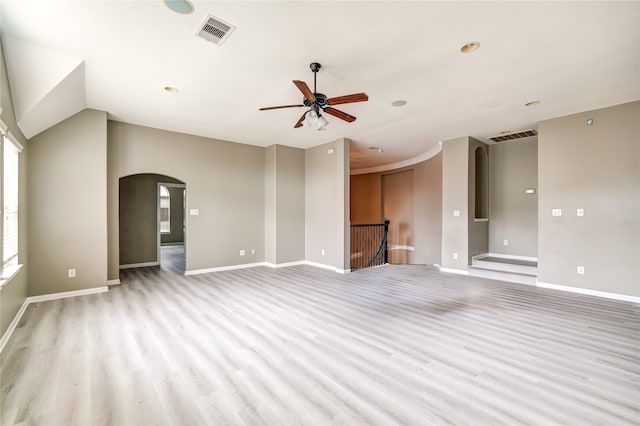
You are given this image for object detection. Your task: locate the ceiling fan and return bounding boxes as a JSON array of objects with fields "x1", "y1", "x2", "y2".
[{"x1": 259, "y1": 62, "x2": 369, "y2": 130}]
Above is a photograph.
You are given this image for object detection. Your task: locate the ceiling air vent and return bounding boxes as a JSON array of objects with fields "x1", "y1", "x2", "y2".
[
  {"x1": 488, "y1": 129, "x2": 537, "y2": 143},
  {"x1": 195, "y1": 15, "x2": 235, "y2": 46}
]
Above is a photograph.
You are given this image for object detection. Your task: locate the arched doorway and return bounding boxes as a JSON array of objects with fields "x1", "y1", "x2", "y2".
[{"x1": 119, "y1": 173, "x2": 186, "y2": 274}]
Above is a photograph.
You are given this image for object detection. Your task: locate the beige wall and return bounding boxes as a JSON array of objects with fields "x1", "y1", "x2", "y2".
[
  {"x1": 275, "y1": 145, "x2": 305, "y2": 264},
  {"x1": 489, "y1": 138, "x2": 538, "y2": 256},
  {"x1": 108, "y1": 121, "x2": 265, "y2": 276},
  {"x1": 0, "y1": 40, "x2": 29, "y2": 337},
  {"x1": 265, "y1": 145, "x2": 305, "y2": 265},
  {"x1": 441, "y1": 137, "x2": 470, "y2": 269},
  {"x1": 350, "y1": 173, "x2": 382, "y2": 224},
  {"x1": 350, "y1": 153, "x2": 443, "y2": 266},
  {"x1": 538, "y1": 101, "x2": 640, "y2": 297},
  {"x1": 29, "y1": 109, "x2": 107, "y2": 296},
  {"x1": 383, "y1": 170, "x2": 414, "y2": 264},
  {"x1": 305, "y1": 138, "x2": 350, "y2": 271}
]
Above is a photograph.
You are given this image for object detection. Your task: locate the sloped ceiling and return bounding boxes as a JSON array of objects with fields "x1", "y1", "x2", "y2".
[
  {"x1": 3, "y1": 37, "x2": 86, "y2": 139},
  {"x1": 1, "y1": 1, "x2": 638, "y2": 169}
]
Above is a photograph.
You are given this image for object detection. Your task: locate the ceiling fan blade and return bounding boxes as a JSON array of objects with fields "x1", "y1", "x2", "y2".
[
  {"x1": 293, "y1": 80, "x2": 316, "y2": 101},
  {"x1": 259, "y1": 104, "x2": 304, "y2": 111},
  {"x1": 323, "y1": 107, "x2": 357, "y2": 123},
  {"x1": 294, "y1": 111, "x2": 308, "y2": 128},
  {"x1": 327, "y1": 93, "x2": 368, "y2": 105}
]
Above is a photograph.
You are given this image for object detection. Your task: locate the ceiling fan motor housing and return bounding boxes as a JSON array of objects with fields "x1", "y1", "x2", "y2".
[{"x1": 304, "y1": 93, "x2": 328, "y2": 108}]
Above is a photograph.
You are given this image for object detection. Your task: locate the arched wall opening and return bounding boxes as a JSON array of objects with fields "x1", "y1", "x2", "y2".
[{"x1": 118, "y1": 173, "x2": 186, "y2": 272}]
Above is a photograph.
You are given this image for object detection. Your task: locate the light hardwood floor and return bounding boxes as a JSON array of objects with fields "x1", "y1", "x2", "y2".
[{"x1": 1, "y1": 252, "x2": 639, "y2": 425}]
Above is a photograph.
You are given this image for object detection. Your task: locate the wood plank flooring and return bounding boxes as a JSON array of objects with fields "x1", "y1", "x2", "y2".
[{"x1": 1, "y1": 253, "x2": 639, "y2": 425}]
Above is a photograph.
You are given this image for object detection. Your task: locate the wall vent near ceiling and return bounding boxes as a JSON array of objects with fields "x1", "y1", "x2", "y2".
[
  {"x1": 488, "y1": 129, "x2": 537, "y2": 143},
  {"x1": 195, "y1": 15, "x2": 235, "y2": 46}
]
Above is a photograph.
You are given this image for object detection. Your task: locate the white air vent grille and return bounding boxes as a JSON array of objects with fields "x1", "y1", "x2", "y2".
[
  {"x1": 196, "y1": 15, "x2": 235, "y2": 46},
  {"x1": 488, "y1": 129, "x2": 537, "y2": 143}
]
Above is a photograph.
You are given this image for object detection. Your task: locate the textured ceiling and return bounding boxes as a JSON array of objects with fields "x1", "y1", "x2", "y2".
[{"x1": 1, "y1": 1, "x2": 638, "y2": 170}]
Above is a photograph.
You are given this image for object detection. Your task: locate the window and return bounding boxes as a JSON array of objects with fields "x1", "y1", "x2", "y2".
[
  {"x1": 2, "y1": 130, "x2": 22, "y2": 269},
  {"x1": 159, "y1": 184, "x2": 170, "y2": 234}
]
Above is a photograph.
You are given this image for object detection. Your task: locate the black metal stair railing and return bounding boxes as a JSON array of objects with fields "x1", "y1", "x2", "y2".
[{"x1": 350, "y1": 220, "x2": 390, "y2": 271}]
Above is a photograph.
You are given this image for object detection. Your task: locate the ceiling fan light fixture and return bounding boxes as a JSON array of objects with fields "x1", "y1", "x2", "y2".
[{"x1": 317, "y1": 114, "x2": 329, "y2": 130}]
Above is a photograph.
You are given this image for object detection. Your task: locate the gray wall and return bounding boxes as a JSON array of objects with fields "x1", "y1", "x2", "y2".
[
  {"x1": 305, "y1": 139, "x2": 350, "y2": 271},
  {"x1": 441, "y1": 137, "x2": 470, "y2": 269},
  {"x1": 489, "y1": 138, "x2": 538, "y2": 256},
  {"x1": 29, "y1": 109, "x2": 107, "y2": 296},
  {"x1": 0, "y1": 40, "x2": 29, "y2": 337},
  {"x1": 350, "y1": 152, "x2": 443, "y2": 266},
  {"x1": 108, "y1": 121, "x2": 265, "y2": 276},
  {"x1": 538, "y1": 101, "x2": 640, "y2": 297},
  {"x1": 264, "y1": 145, "x2": 305, "y2": 265},
  {"x1": 119, "y1": 174, "x2": 183, "y2": 266}
]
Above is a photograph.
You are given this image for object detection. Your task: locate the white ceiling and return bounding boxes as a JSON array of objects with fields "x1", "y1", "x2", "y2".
[{"x1": 1, "y1": 1, "x2": 638, "y2": 170}]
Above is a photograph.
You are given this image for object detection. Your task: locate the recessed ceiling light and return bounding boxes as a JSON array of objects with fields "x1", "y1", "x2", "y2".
[
  {"x1": 391, "y1": 100, "x2": 407, "y2": 107},
  {"x1": 368, "y1": 147, "x2": 383, "y2": 153},
  {"x1": 525, "y1": 100, "x2": 540, "y2": 107},
  {"x1": 163, "y1": 0, "x2": 194, "y2": 15},
  {"x1": 461, "y1": 42, "x2": 480, "y2": 53},
  {"x1": 164, "y1": 86, "x2": 179, "y2": 93}
]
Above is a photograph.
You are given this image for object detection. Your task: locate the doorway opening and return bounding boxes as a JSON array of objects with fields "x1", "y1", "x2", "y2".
[
  {"x1": 118, "y1": 174, "x2": 186, "y2": 274},
  {"x1": 157, "y1": 182, "x2": 186, "y2": 274}
]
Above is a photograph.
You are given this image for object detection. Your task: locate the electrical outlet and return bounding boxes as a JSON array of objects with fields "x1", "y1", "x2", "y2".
[
  {"x1": 503, "y1": 239, "x2": 509, "y2": 246},
  {"x1": 453, "y1": 253, "x2": 458, "y2": 260},
  {"x1": 577, "y1": 266, "x2": 585, "y2": 275},
  {"x1": 239, "y1": 250, "x2": 245, "y2": 256},
  {"x1": 68, "y1": 268, "x2": 76, "y2": 278}
]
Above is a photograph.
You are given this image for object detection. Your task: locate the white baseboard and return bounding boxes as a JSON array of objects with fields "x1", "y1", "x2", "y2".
[
  {"x1": 536, "y1": 281, "x2": 640, "y2": 303},
  {"x1": 439, "y1": 267, "x2": 469, "y2": 275},
  {"x1": 0, "y1": 298, "x2": 29, "y2": 354},
  {"x1": 119, "y1": 262, "x2": 159, "y2": 269},
  {"x1": 186, "y1": 260, "x2": 350, "y2": 275},
  {"x1": 107, "y1": 279, "x2": 121, "y2": 286},
  {"x1": 0, "y1": 285, "x2": 109, "y2": 355},
  {"x1": 303, "y1": 260, "x2": 346, "y2": 273},
  {"x1": 185, "y1": 262, "x2": 267, "y2": 275},
  {"x1": 264, "y1": 261, "x2": 306, "y2": 269},
  {"x1": 27, "y1": 286, "x2": 109, "y2": 303}
]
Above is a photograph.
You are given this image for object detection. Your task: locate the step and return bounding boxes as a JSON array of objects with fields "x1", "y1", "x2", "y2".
[{"x1": 471, "y1": 254, "x2": 538, "y2": 277}]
